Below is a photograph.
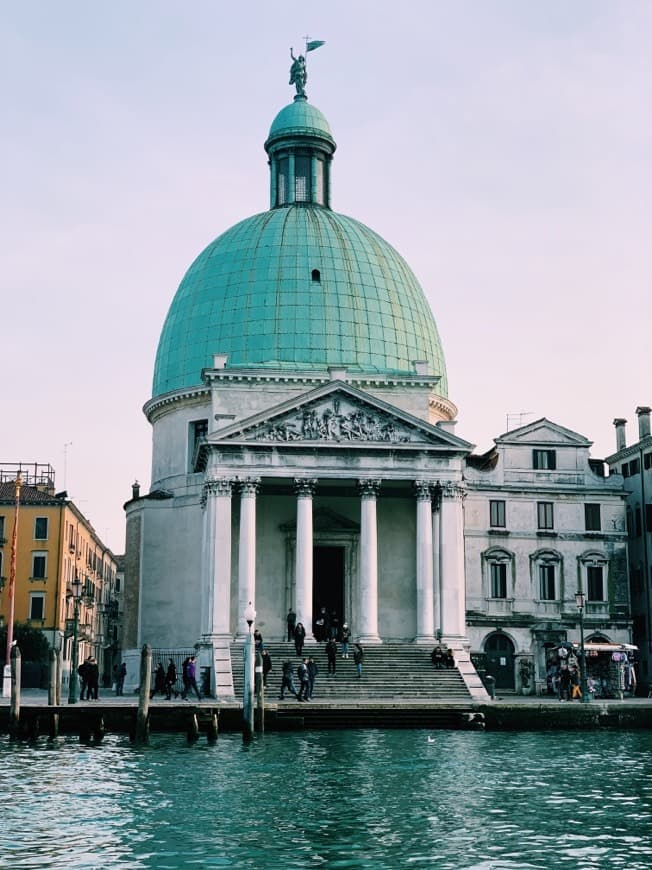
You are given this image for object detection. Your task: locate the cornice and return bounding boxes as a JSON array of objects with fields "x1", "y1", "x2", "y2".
[{"x1": 143, "y1": 387, "x2": 211, "y2": 421}]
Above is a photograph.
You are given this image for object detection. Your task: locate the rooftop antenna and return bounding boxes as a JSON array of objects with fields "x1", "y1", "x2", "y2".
[
  {"x1": 506, "y1": 411, "x2": 533, "y2": 432},
  {"x1": 63, "y1": 441, "x2": 73, "y2": 490}
]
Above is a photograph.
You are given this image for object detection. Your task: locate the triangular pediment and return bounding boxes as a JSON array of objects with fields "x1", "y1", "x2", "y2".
[
  {"x1": 207, "y1": 381, "x2": 472, "y2": 451},
  {"x1": 495, "y1": 418, "x2": 591, "y2": 448}
]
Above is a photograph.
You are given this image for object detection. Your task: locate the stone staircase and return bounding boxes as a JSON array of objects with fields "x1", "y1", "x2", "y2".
[{"x1": 230, "y1": 641, "x2": 473, "y2": 702}]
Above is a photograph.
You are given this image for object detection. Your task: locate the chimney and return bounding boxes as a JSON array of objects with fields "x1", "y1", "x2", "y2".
[
  {"x1": 636, "y1": 406, "x2": 651, "y2": 440},
  {"x1": 613, "y1": 418, "x2": 627, "y2": 452},
  {"x1": 132, "y1": 480, "x2": 140, "y2": 500}
]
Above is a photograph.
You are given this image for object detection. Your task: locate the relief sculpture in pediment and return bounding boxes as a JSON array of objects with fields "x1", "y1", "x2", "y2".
[{"x1": 254, "y1": 398, "x2": 412, "y2": 444}]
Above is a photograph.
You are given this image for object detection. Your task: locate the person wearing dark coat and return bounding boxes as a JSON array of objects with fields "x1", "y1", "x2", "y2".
[
  {"x1": 286, "y1": 608, "x2": 296, "y2": 641},
  {"x1": 78, "y1": 657, "x2": 90, "y2": 701},
  {"x1": 253, "y1": 629, "x2": 264, "y2": 652},
  {"x1": 444, "y1": 649, "x2": 455, "y2": 669},
  {"x1": 151, "y1": 662, "x2": 166, "y2": 699},
  {"x1": 86, "y1": 657, "x2": 100, "y2": 700},
  {"x1": 431, "y1": 646, "x2": 445, "y2": 669},
  {"x1": 261, "y1": 649, "x2": 272, "y2": 687},
  {"x1": 353, "y1": 643, "x2": 364, "y2": 678},
  {"x1": 294, "y1": 622, "x2": 306, "y2": 656},
  {"x1": 326, "y1": 638, "x2": 338, "y2": 674},
  {"x1": 165, "y1": 659, "x2": 178, "y2": 700},
  {"x1": 280, "y1": 661, "x2": 298, "y2": 699},
  {"x1": 307, "y1": 657, "x2": 318, "y2": 699}
]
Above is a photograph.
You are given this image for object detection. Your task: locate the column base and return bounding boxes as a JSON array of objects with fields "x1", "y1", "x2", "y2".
[
  {"x1": 414, "y1": 635, "x2": 436, "y2": 645},
  {"x1": 198, "y1": 636, "x2": 235, "y2": 699},
  {"x1": 357, "y1": 634, "x2": 382, "y2": 645}
]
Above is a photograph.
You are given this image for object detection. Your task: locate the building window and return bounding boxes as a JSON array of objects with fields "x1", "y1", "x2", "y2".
[
  {"x1": 34, "y1": 517, "x2": 48, "y2": 540},
  {"x1": 646, "y1": 504, "x2": 652, "y2": 533},
  {"x1": 644, "y1": 452, "x2": 652, "y2": 471},
  {"x1": 537, "y1": 502, "x2": 554, "y2": 530},
  {"x1": 533, "y1": 449, "x2": 556, "y2": 470},
  {"x1": 490, "y1": 563, "x2": 507, "y2": 599},
  {"x1": 0, "y1": 515, "x2": 5, "y2": 541},
  {"x1": 587, "y1": 566, "x2": 604, "y2": 601},
  {"x1": 0, "y1": 550, "x2": 3, "y2": 578},
  {"x1": 29, "y1": 593, "x2": 45, "y2": 621},
  {"x1": 294, "y1": 155, "x2": 311, "y2": 202},
  {"x1": 276, "y1": 156, "x2": 289, "y2": 206},
  {"x1": 188, "y1": 419, "x2": 209, "y2": 471},
  {"x1": 585, "y1": 504, "x2": 601, "y2": 532},
  {"x1": 32, "y1": 552, "x2": 47, "y2": 580},
  {"x1": 311, "y1": 269, "x2": 321, "y2": 283},
  {"x1": 539, "y1": 564, "x2": 556, "y2": 600},
  {"x1": 490, "y1": 500, "x2": 506, "y2": 528},
  {"x1": 635, "y1": 506, "x2": 643, "y2": 537},
  {"x1": 630, "y1": 458, "x2": 640, "y2": 476}
]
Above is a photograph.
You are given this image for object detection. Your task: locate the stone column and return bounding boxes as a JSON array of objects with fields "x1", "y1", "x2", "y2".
[
  {"x1": 414, "y1": 480, "x2": 435, "y2": 643},
  {"x1": 439, "y1": 481, "x2": 467, "y2": 641},
  {"x1": 201, "y1": 477, "x2": 234, "y2": 638},
  {"x1": 237, "y1": 478, "x2": 261, "y2": 638},
  {"x1": 294, "y1": 478, "x2": 317, "y2": 637},
  {"x1": 358, "y1": 479, "x2": 382, "y2": 644},
  {"x1": 432, "y1": 485, "x2": 442, "y2": 637}
]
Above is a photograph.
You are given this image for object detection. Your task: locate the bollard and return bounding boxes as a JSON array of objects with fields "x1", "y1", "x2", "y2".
[
  {"x1": 49, "y1": 711, "x2": 59, "y2": 740},
  {"x1": 207, "y1": 711, "x2": 219, "y2": 743},
  {"x1": 93, "y1": 716, "x2": 105, "y2": 744},
  {"x1": 255, "y1": 651, "x2": 265, "y2": 733},
  {"x1": 134, "y1": 644, "x2": 152, "y2": 746},
  {"x1": 9, "y1": 645, "x2": 21, "y2": 740}
]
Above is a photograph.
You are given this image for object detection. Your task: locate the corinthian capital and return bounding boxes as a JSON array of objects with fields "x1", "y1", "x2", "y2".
[
  {"x1": 440, "y1": 481, "x2": 467, "y2": 501},
  {"x1": 357, "y1": 478, "x2": 382, "y2": 499},
  {"x1": 203, "y1": 476, "x2": 234, "y2": 498},
  {"x1": 238, "y1": 477, "x2": 261, "y2": 496},
  {"x1": 294, "y1": 478, "x2": 318, "y2": 497},
  {"x1": 413, "y1": 480, "x2": 435, "y2": 501}
]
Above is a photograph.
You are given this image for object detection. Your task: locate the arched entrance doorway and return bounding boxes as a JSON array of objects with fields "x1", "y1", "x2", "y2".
[{"x1": 485, "y1": 632, "x2": 516, "y2": 690}]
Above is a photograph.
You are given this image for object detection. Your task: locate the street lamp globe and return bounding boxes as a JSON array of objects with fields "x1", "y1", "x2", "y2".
[{"x1": 244, "y1": 601, "x2": 256, "y2": 629}]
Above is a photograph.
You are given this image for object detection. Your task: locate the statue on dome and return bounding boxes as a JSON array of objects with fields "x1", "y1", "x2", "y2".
[{"x1": 289, "y1": 48, "x2": 307, "y2": 97}]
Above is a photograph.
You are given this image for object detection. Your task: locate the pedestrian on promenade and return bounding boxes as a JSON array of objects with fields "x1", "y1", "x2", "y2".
[
  {"x1": 182, "y1": 655, "x2": 202, "y2": 701},
  {"x1": 326, "y1": 637, "x2": 337, "y2": 674},
  {"x1": 294, "y1": 622, "x2": 306, "y2": 656},
  {"x1": 307, "y1": 656, "x2": 318, "y2": 699},
  {"x1": 286, "y1": 608, "x2": 296, "y2": 641},
  {"x1": 181, "y1": 657, "x2": 191, "y2": 697},
  {"x1": 78, "y1": 657, "x2": 90, "y2": 700},
  {"x1": 559, "y1": 666, "x2": 572, "y2": 701},
  {"x1": 151, "y1": 662, "x2": 166, "y2": 699},
  {"x1": 353, "y1": 643, "x2": 364, "y2": 678},
  {"x1": 341, "y1": 623, "x2": 351, "y2": 658},
  {"x1": 484, "y1": 673, "x2": 496, "y2": 700},
  {"x1": 314, "y1": 606, "x2": 329, "y2": 642},
  {"x1": 165, "y1": 658, "x2": 178, "y2": 699},
  {"x1": 297, "y1": 659, "x2": 311, "y2": 701},
  {"x1": 262, "y1": 649, "x2": 272, "y2": 688},
  {"x1": 254, "y1": 629, "x2": 264, "y2": 652},
  {"x1": 115, "y1": 662, "x2": 127, "y2": 696},
  {"x1": 570, "y1": 666, "x2": 582, "y2": 700},
  {"x1": 280, "y1": 661, "x2": 298, "y2": 699},
  {"x1": 86, "y1": 657, "x2": 100, "y2": 700}
]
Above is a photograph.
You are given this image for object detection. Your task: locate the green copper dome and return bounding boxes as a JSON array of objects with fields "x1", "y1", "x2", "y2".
[{"x1": 152, "y1": 97, "x2": 448, "y2": 399}]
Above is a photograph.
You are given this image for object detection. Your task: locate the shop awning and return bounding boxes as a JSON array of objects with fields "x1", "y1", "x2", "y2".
[{"x1": 573, "y1": 642, "x2": 638, "y2": 653}]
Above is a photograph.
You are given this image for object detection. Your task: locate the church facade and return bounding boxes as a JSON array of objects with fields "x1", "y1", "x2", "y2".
[{"x1": 123, "y1": 73, "x2": 631, "y2": 698}]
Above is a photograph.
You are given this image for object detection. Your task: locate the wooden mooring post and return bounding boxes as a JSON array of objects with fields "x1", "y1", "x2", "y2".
[
  {"x1": 48, "y1": 648, "x2": 59, "y2": 738},
  {"x1": 206, "y1": 711, "x2": 219, "y2": 743},
  {"x1": 8, "y1": 645, "x2": 21, "y2": 740},
  {"x1": 134, "y1": 644, "x2": 152, "y2": 745}
]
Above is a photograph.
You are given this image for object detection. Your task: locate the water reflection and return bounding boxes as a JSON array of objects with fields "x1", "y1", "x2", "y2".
[{"x1": 1, "y1": 730, "x2": 652, "y2": 868}]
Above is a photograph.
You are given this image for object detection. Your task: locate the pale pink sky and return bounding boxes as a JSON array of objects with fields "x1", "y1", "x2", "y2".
[{"x1": 2, "y1": 1, "x2": 650, "y2": 552}]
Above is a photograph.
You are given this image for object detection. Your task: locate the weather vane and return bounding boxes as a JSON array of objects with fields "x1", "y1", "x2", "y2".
[{"x1": 289, "y1": 36, "x2": 326, "y2": 99}]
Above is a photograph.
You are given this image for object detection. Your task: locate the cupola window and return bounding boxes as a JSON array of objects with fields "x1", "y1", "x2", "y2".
[
  {"x1": 294, "y1": 155, "x2": 311, "y2": 201},
  {"x1": 311, "y1": 269, "x2": 321, "y2": 283},
  {"x1": 277, "y1": 157, "x2": 289, "y2": 206}
]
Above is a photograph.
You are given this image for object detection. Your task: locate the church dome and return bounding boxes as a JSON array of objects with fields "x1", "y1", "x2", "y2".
[{"x1": 152, "y1": 95, "x2": 448, "y2": 399}]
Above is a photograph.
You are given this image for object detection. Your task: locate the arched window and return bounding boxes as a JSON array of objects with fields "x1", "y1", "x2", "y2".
[
  {"x1": 311, "y1": 269, "x2": 321, "y2": 283},
  {"x1": 530, "y1": 548, "x2": 563, "y2": 602},
  {"x1": 482, "y1": 547, "x2": 514, "y2": 600}
]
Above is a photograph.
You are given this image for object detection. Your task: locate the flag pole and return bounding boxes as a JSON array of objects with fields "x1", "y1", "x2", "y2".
[{"x1": 5, "y1": 473, "x2": 22, "y2": 667}]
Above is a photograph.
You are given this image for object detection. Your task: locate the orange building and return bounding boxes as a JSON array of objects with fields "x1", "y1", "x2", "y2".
[{"x1": 0, "y1": 463, "x2": 119, "y2": 688}]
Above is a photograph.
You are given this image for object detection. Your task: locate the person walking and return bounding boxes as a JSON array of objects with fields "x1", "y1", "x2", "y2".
[
  {"x1": 307, "y1": 656, "x2": 318, "y2": 699},
  {"x1": 353, "y1": 643, "x2": 364, "y2": 678},
  {"x1": 165, "y1": 658, "x2": 178, "y2": 700},
  {"x1": 78, "y1": 657, "x2": 90, "y2": 701},
  {"x1": 286, "y1": 608, "x2": 296, "y2": 641},
  {"x1": 86, "y1": 657, "x2": 100, "y2": 700},
  {"x1": 115, "y1": 662, "x2": 127, "y2": 696},
  {"x1": 280, "y1": 660, "x2": 298, "y2": 699},
  {"x1": 294, "y1": 622, "x2": 306, "y2": 656},
  {"x1": 254, "y1": 629, "x2": 264, "y2": 652},
  {"x1": 182, "y1": 655, "x2": 202, "y2": 701},
  {"x1": 326, "y1": 637, "x2": 338, "y2": 674},
  {"x1": 297, "y1": 659, "x2": 311, "y2": 701},
  {"x1": 151, "y1": 662, "x2": 166, "y2": 699},
  {"x1": 262, "y1": 649, "x2": 272, "y2": 688},
  {"x1": 341, "y1": 623, "x2": 351, "y2": 658},
  {"x1": 181, "y1": 656, "x2": 191, "y2": 697}
]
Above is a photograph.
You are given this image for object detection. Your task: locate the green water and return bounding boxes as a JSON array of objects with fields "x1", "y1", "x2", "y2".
[{"x1": 1, "y1": 729, "x2": 652, "y2": 869}]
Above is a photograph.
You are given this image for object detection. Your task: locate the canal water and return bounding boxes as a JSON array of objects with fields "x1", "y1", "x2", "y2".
[{"x1": 2, "y1": 729, "x2": 652, "y2": 869}]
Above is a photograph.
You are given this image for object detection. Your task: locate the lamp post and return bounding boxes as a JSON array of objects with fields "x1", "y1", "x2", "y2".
[
  {"x1": 574, "y1": 590, "x2": 590, "y2": 704},
  {"x1": 243, "y1": 601, "x2": 256, "y2": 740},
  {"x1": 68, "y1": 578, "x2": 83, "y2": 704}
]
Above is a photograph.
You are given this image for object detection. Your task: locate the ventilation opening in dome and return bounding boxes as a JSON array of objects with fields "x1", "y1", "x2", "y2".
[{"x1": 311, "y1": 269, "x2": 321, "y2": 283}]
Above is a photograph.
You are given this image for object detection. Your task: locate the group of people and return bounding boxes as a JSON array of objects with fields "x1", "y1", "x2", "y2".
[
  {"x1": 150, "y1": 655, "x2": 202, "y2": 701},
  {"x1": 430, "y1": 646, "x2": 456, "y2": 670},
  {"x1": 77, "y1": 656, "x2": 100, "y2": 700}
]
